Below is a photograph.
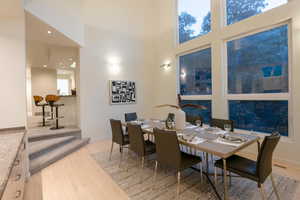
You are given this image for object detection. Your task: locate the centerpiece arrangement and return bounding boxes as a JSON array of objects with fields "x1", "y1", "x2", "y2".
[{"x1": 156, "y1": 94, "x2": 206, "y2": 130}]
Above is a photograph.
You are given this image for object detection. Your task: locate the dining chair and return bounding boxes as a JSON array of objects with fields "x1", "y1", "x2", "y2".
[
  {"x1": 210, "y1": 118, "x2": 234, "y2": 132},
  {"x1": 214, "y1": 132, "x2": 281, "y2": 200},
  {"x1": 153, "y1": 128, "x2": 203, "y2": 199},
  {"x1": 125, "y1": 112, "x2": 138, "y2": 122},
  {"x1": 186, "y1": 115, "x2": 204, "y2": 126},
  {"x1": 109, "y1": 119, "x2": 130, "y2": 167},
  {"x1": 127, "y1": 124, "x2": 156, "y2": 182}
]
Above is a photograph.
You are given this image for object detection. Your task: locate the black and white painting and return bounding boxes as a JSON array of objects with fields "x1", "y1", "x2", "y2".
[{"x1": 110, "y1": 80, "x2": 136, "y2": 104}]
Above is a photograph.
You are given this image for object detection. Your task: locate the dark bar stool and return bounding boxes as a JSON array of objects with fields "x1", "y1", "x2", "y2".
[
  {"x1": 45, "y1": 95, "x2": 64, "y2": 130},
  {"x1": 33, "y1": 96, "x2": 48, "y2": 127}
]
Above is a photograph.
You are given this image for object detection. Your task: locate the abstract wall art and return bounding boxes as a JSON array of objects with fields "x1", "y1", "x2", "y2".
[{"x1": 110, "y1": 80, "x2": 136, "y2": 104}]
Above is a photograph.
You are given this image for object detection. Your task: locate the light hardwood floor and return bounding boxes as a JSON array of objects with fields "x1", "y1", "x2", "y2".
[{"x1": 24, "y1": 140, "x2": 300, "y2": 200}]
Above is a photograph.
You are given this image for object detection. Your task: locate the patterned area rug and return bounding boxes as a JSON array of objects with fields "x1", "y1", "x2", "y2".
[{"x1": 91, "y1": 151, "x2": 299, "y2": 200}]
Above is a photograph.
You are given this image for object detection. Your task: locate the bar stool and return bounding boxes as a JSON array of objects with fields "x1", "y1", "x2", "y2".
[
  {"x1": 45, "y1": 95, "x2": 64, "y2": 130},
  {"x1": 33, "y1": 96, "x2": 48, "y2": 127}
]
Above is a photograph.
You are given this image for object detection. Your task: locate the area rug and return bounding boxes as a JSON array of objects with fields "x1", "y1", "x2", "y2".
[{"x1": 91, "y1": 151, "x2": 299, "y2": 200}]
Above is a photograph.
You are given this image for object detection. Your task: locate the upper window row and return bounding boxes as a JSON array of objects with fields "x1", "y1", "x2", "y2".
[
  {"x1": 178, "y1": 0, "x2": 288, "y2": 43},
  {"x1": 180, "y1": 24, "x2": 289, "y2": 95}
]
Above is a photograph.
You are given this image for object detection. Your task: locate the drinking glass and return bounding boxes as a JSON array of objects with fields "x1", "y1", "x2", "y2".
[
  {"x1": 224, "y1": 124, "x2": 231, "y2": 132},
  {"x1": 195, "y1": 120, "x2": 202, "y2": 127}
]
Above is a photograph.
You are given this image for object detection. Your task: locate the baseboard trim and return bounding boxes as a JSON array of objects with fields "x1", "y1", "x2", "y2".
[{"x1": 0, "y1": 126, "x2": 26, "y2": 133}]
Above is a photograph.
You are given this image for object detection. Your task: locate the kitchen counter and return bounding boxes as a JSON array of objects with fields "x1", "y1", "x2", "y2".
[{"x1": 0, "y1": 132, "x2": 25, "y2": 198}]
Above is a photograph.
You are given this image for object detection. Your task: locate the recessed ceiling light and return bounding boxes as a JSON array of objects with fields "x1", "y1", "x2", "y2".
[
  {"x1": 43, "y1": 65, "x2": 47, "y2": 68},
  {"x1": 47, "y1": 30, "x2": 52, "y2": 35}
]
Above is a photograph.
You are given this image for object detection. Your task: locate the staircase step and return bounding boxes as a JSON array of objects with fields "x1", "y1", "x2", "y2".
[
  {"x1": 29, "y1": 136, "x2": 77, "y2": 160},
  {"x1": 30, "y1": 138, "x2": 90, "y2": 175},
  {"x1": 28, "y1": 127, "x2": 81, "y2": 142}
]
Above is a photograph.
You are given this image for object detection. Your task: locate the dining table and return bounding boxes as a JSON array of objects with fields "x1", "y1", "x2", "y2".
[{"x1": 124, "y1": 119, "x2": 260, "y2": 200}]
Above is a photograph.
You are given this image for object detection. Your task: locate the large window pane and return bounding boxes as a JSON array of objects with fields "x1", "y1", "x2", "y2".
[
  {"x1": 182, "y1": 100, "x2": 212, "y2": 123},
  {"x1": 229, "y1": 100, "x2": 288, "y2": 136},
  {"x1": 180, "y1": 48, "x2": 212, "y2": 95},
  {"x1": 178, "y1": 0, "x2": 211, "y2": 43},
  {"x1": 227, "y1": 25, "x2": 288, "y2": 94},
  {"x1": 227, "y1": 0, "x2": 288, "y2": 25}
]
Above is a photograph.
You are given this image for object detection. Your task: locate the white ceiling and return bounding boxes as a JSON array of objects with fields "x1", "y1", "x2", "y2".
[{"x1": 26, "y1": 12, "x2": 79, "y2": 47}]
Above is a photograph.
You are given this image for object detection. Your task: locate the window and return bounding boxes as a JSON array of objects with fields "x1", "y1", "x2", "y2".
[
  {"x1": 227, "y1": 24, "x2": 290, "y2": 136},
  {"x1": 180, "y1": 48, "x2": 212, "y2": 95},
  {"x1": 57, "y1": 79, "x2": 69, "y2": 96},
  {"x1": 227, "y1": 25, "x2": 289, "y2": 94},
  {"x1": 181, "y1": 100, "x2": 212, "y2": 123},
  {"x1": 227, "y1": 0, "x2": 288, "y2": 25},
  {"x1": 229, "y1": 101, "x2": 288, "y2": 136},
  {"x1": 178, "y1": 0, "x2": 211, "y2": 43}
]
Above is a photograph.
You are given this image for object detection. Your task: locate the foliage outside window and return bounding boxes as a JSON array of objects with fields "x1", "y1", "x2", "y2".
[
  {"x1": 227, "y1": 0, "x2": 288, "y2": 25},
  {"x1": 227, "y1": 25, "x2": 289, "y2": 94},
  {"x1": 178, "y1": 0, "x2": 211, "y2": 43},
  {"x1": 180, "y1": 48, "x2": 212, "y2": 95}
]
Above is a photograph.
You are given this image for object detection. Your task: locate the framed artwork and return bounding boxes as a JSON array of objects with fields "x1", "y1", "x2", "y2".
[{"x1": 110, "y1": 80, "x2": 136, "y2": 105}]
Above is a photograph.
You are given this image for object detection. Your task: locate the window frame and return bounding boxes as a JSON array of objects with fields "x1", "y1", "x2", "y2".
[
  {"x1": 224, "y1": 21, "x2": 293, "y2": 139},
  {"x1": 174, "y1": 0, "x2": 293, "y2": 139},
  {"x1": 177, "y1": 46, "x2": 213, "y2": 120}
]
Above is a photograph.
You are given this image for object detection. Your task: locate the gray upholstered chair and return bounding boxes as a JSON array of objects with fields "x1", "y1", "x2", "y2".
[
  {"x1": 186, "y1": 115, "x2": 204, "y2": 126},
  {"x1": 127, "y1": 124, "x2": 156, "y2": 182},
  {"x1": 125, "y1": 112, "x2": 138, "y2": 122},
  {"x1": 153, "y1": 128, "x2": 203, "y2": 199},
  {"x1": 210, "y1": 118, "x2": 234, "y2": 132},
  {"x1": 214, "y1": 133, "x2": 281, "y2": 200},
  {"x1": 109, "y1": 119, "x2": 130, "y2": 167}
]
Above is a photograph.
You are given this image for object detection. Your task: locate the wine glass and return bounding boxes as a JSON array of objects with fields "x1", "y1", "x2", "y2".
[
  {"x1": 224, "y1": 124, "x2": 232, "y2": 133},
  {"x1": 195, "y1": 120, "x2": 202, "y2": 127}
]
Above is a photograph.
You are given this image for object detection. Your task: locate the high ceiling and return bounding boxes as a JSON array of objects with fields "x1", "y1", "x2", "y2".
[{"x1": 26, "y1": 12, "x2": 79, "y2": 47}]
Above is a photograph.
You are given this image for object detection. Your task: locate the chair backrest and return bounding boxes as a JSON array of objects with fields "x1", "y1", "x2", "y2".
[
  {"x1": 110, "y1": 119, "x2": 125, "y2": 145},
  {"x1": 125, "y1": 112, "x2": 138, "y2": 122},
  {"x1": 128, "y1": 124, "x2": 145, "y2": 156},
  {"x1": 256, "y1": 132, "x2": 280, "y2": 183},
  {"x1": 45, "y1": 95, "x2": 60, "y2": 106},
  {"x1": 153, "y1": 128, "x2": 181, "y2": 169},
  {"x1": 210, "y1": 118, "x2": 234, "y2": 132},
  {"x1": 33, "y1": 96, "x2": 43, "y2": 106},
  {"x1": 186, "y1": 115, "x2": 204, "y2": 126}
]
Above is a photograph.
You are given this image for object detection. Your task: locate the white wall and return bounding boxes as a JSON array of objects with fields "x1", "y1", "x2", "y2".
[
  {"x1": 152, "y1": 0, "x2": 300, "y2": 167},
  {"x1": 24, "y1": 0, "x2": 84, "y2": 46},
  {"x1": 80, "y1": 0, "x2": 156, "y2": 141},
  {"x1": 31, "y1": 68, "x2": 57, "y2": 98},
  {"x1": 0, "y1": 0, "x2": 26, "y2": 129}
]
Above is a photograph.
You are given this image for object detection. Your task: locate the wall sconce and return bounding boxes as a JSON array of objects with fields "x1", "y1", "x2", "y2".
[
  {"x1": 108, "y1": 56, "x2": 121, "y2": 75},
  {"x1": 160, "y1": 62, "x2": 172, "y2": 70}
]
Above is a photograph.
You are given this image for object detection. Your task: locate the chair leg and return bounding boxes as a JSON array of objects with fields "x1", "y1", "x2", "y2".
[
  {"x1": 119, "y1": 145, "x2": 123, "y2": 168},
  {"x1": 200, "y1": 162, "x2": 203, "y2": 183},
  {"x1": 229, "y1": 172, "x2": 232, "y2": 186},
  {"x1": 259, "y1": 184, "x2": 267, "y2": 200},
  {"x1": 109, "y1": 142, "x2": 114, "y2": 161},
  {"x1": 140, "y1": 156, "x2": 145, "y2": 184},
  {"x1": 153, "y1": 161, "x2": 158, "y2": 190},
  {"x1": 271, "y1": 174, "x2": 281, "y2": 200},
  {"x1": 177, "y1": 171, "x2": 181, "y2": 200},
  {"x1": 214, "y1": 167, "x2": 217, "y2": 183}
]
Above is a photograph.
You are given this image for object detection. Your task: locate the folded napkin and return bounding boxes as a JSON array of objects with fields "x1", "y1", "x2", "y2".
[
  {"x1": 189, "y1": 137, "x2": 206, "y2": 145},
  {"x1": 214, "y1": 137, "x2": 243, "y2": 147},
  {"x1": 185, "y1": 125, "x2": 198, "y2": 129},
  {"x1": 141, "y1": 124, "x2": 151, "y2": 129}
]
